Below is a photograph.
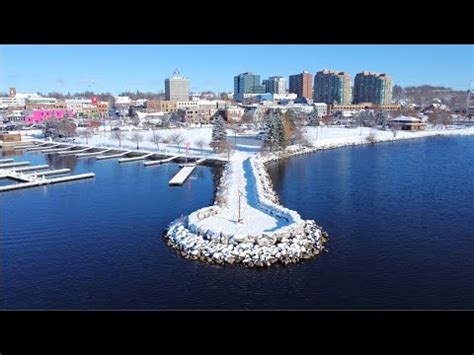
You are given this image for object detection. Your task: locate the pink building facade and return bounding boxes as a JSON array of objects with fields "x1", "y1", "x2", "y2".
[{"x1": 24, "y1": 109, "x2": 74, "y2": 125}]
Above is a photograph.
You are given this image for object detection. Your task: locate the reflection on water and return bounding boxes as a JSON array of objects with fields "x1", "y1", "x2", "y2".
[{"x1": 45, "y1": 153, "x2": 79, "y2": 171}]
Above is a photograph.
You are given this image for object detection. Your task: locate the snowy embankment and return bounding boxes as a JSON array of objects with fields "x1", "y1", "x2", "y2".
[
  {"x1": 257, "y1": 126, "x2": 474, "y2": 164},
  {"x1": 164, "y1": 125, "x2": 474, "y2": 267}
]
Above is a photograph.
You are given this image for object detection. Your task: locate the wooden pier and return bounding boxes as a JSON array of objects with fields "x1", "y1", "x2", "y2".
[
  {"x1": 57, "y1": 147, "x2": 92, "y2": 155},
  {"x1": 27, "y1": 168, "x2": 71, "y2": 177},
  {"x1": 118, "y1": 153, "x2": 153, "y2": 163},
  {"x1": 0, "y1": 161, "x2": 30, "y2": 169},
  {"x1": 26, "y1": 143, "x2": 56, "y2": 151},
  {"x1": 41, "y1": 145, "x2": 73, "y2": 153},
  {"x1": 14, "y1": 144, "x2": 39, "y2": 150},
  {"x1": 96, "y1": 151, "x2": 131, "y2": 160},
  {"x1": 169, "y1": 165, "x2": 196, "y2": 186},
  {"x1": 0, "y1": 173, "x2": 95, "y2": 192},
  {"x1": 13, "y1": 165, "x2": 49, "y2": 172},
  {"x1": 143, "y1": 156, "x2": 179, "y2": 166},
  {"x1": 76, "y1": 149, "x2": 111, "y2": 158}
]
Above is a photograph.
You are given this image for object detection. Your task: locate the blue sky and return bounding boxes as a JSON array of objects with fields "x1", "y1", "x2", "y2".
[{"x1": 0, "y1": 45, "x2": 472, "y2": 94}]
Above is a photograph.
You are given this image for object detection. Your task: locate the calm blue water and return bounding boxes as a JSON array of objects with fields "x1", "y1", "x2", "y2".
[{"x1": 1, "y1": 136, "x2": 473, "y2": 308}]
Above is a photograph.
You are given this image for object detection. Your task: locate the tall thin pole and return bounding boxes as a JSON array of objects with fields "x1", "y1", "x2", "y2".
[{"x1": 238, "y1": 189, "x2": 241, "y2": 223}]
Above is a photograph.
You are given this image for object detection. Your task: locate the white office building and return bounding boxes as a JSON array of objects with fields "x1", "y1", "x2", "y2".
[{"x1": 165, "y1": 70, "x2": 190, "y2": 101}]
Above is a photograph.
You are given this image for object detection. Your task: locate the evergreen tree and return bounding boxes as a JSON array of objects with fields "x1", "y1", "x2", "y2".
[
  {"x1": 274, "y1": 113, "x2": 286, "y2": 148},
  {"x1": 210, "y1": 115, "x2": 227, "y2": 152},
  {"x1": 262, "y1": 110, "x2": 286, "y2": 150},
  {"x1": 262, "y1": 111, "x2": 276, "y2": 150}
]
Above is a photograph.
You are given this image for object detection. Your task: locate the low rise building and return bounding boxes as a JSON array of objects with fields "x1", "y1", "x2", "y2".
[
  {"x1": 312, "y1": 102, "x2": 328, "y2": 117},
  {"x1": 387, "y1": 116, "x2": 426, "y2": 130},
  {"x1": 327, "y1": 103, "x2": 400, "y2": 114},
  {"x1": 24, "y1": 109, "x2": 74, "y2": 125},
  {"x1": 225, "y1": 106, "x2": 245, "y2": 122}
]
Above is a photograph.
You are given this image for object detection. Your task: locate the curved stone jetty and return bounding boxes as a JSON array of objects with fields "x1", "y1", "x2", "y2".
[{"x1": 164, "y1": 150, "x2": 329, "y2": 267}]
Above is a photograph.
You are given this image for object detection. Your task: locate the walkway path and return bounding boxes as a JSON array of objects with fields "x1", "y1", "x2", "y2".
[{"x1": 190, "y1": 148, "x2": 291, "y2": 236}]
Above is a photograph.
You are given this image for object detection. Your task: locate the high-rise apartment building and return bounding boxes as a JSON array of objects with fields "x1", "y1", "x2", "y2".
[
  {"x1": 313, "y1": 70, "x2": 352, "y2": 104},
  {"x1": 289, "y1": 71, "x2": 313, "y2": 99},
  {"x1": 353, "y1": 71, "x2": 392, "y2": 105},
  {"x1": 233, "y1": 72, "x2": 265, "y2": 101},
  {"x1": 263, "y1": 76, "x2": 286, "y2": 95},
  {"x1": 165, "y1": 70, "x2": 190, "y2": 101}
]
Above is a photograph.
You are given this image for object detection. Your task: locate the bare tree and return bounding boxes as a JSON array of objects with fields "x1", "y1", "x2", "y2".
[
  {"x1": 169, "y1": 133, "x2": 184, "y2": 152},
  {"x1": 222, "y1": 140, "x2": 234, "y2": 161},
  {"x1": 110, "y1": 130, "x2": 124, "y2": 147},
  {"x1": 428, "y1": 110, "x2": 452, "y2": 128},
  {"x1": 195, "y1": 138, "x2": 207, "y2": 153},
  {"x1": 57, "y1": 119, "x2": 77, "y2": 138},
  {"x1": 149, "y1": 132, "x2": 162, "y2": 150},
  {"x1": 80, "y1": 127, "x2": 95, "y2": 144},
  {"x1": 129, "y1": 132, "x2": 144, "y2": 150}
]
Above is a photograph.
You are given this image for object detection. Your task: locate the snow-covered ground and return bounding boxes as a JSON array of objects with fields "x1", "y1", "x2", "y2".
[
  {"x1": 303, "y1": 125, "x2": 474, "y2": 149},
  {"x1": 74, "y1": 127, "x2": 216, "y2": 157}
]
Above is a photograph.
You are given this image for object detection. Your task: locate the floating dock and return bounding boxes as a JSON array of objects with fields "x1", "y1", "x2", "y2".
[
  {"x1": 13, "y1": 164, "x2": 49, "y2": 172},
  {"x1": 0, "y1": 159, "x2": 14, "y2": 164},
  {"x1": 57, "y1": 147, "x2": 92, "y2": 155},
  {"x1": 169, "y1": 165, "x2": 196, "y2": 186},
  {"x1": 0, "y1": 161, "x2": 30, "y2": 169},
  {"x1": 41, "y1": 145, "x2": 73, "y2": 153},
  {"x1": 143, "y1": 156, "x2": 179, "y2": 166},
  {"x1": 0, "y1": 173, "x2": 95, "y2": 192},
  {"x1": 96, "y1": 151, "x2": 131, "y2": 160},
  {"x1": 76, "y1": 149, "x2": 111, "y2": 158},
  {"x1": 14, "y1": 144, "x2": 39, "y2": 150},
  {"x1": 27, "y1": 168, "x2": 71, "y2": 177},
  {"x1": 26, "y1": 143, "x2": 56, "y2": 151},
  {"x1": 118, "y1": 153, "x2": 153, "y2": 163}
]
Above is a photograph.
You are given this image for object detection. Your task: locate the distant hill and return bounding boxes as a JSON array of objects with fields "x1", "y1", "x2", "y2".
[{"x1": 393, "y1": 84, "x2": 469, "y2": 109}]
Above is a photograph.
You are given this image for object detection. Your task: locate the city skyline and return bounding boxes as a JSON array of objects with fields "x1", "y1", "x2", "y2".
[{"x1": 0, "y1": 45, "x2": 472, "y2": 94}]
